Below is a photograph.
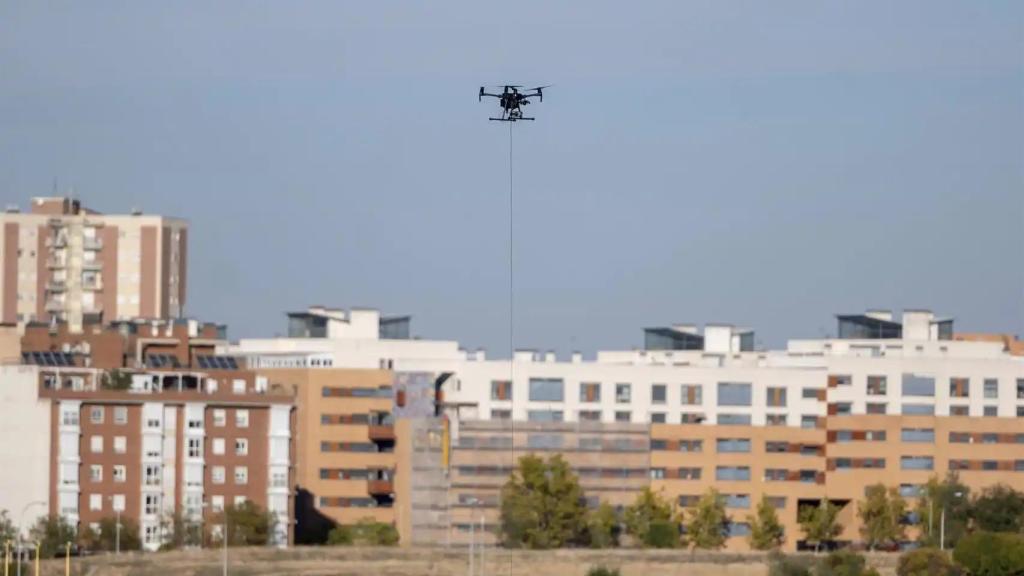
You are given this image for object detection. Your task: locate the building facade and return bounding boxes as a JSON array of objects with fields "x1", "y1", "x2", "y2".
[{"x1": 0, "y1": 197, "x2": 187, "y2": 332}]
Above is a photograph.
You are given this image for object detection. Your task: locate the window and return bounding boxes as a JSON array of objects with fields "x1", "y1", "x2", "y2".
[
  {"x1": 235, "y1": 439, "x2": 249, "y2": 456},
  {"x1": 651, "y1": 384, "x2": 667, "y2": 404},
  {"x1": 901, "y1": 429, "x2": 935, "y2": 443},
  {"x1": 902, "y1": 374, "x2": 935, "y2": 397},
  {"x1": 724, "y1": 494, "x2": 751, "y2": 508},
  {"x1": 767, "y1": 387, "x2": 787, "y2": 407},
  {"x1": 950, "y1": 406, "x2": 969, "y2": 416},
  {"x1": 718, "y1": 382, "x2": 752, "y2": 406},
  {"x1": 528, "y1": 434, "x2": 563, "y2": 450},
  {"x1": 212, "y1": 438, "x2": 225, "y2": 455},
  {"x1": 902, "y1": 404, "x2": 935, "y2": 415},
  {"x1": 984, "y1": 406, "x2": 998, "y2": 417},
  {"x1": 650, "y1": 413, "x2": 666, "y2": 424},
  {"x1": 865, "y1": 430, "x2": 887, "y2": 441},
  {"x1": 614, "y1": 411, "x2": 631, "y2": 423},
  {"x1": 89, "y1": 494, "x2": 102, "y2": 512},
  {"x1": 491, "y1": 380, "x2": 512, "y2": 401},
  {"x1": 678, "y1": 495, "x2": 699, "y2": 507},
  {"x1": 528, "y1": 378, "x2": 564, "y2": 402},
  {"x1": 835, "y1": 431, "x2": 853, "y2": 443},
  {"x1": 766, "y1": 441, "x2": 789, "y2": 453},
  {"x1": 680, "y1": 413, "x2": 705, "y2": 424},
  {"x1": 579, "y1": 382, "x2": 600, "y2": 403},
  {"x1": 727, "y1": 522, "x2": 752, "y2": 537},
  {"x1": 949, "y1": 432, "x2": 971, "y2": 443},
  {"x1": 113, "y1": 465, "x2": 126, "y2": 483},
  {"x1": 144, "y1": 465, "x2": 161, "y2": 486},
  {"x1": 114, "y1": 407, "x2": 128, "y2": 425},
  {"x1": 527, "y1": 410, "x2": 563, "y2": 422},
  {"x1": 949, "y1": 377, "x2": 970, "y2": 398},
  {"x1": 188, "y1": 438, "x2": 202, "y2": 458},
  {"x1": 62, "y1": 411, "x2": 79, "y2": 426},
  {"x1": 650, "y1": 468, "x2": 665, "y2": 480},
  {"x1": 678, "y1": 440, "x2": 703, "y2": 453},
  {"x1": 982, "y1": 433, "x2": 998, "y2": 444},
  {"x1": 579, "y1": 410, "x2": 601, "y2": 422},
  {"x1": 187, "y1": 418, "x2": 202, "y2": 429},
  {"x1": 1018, "y1": 379, "x2": 1024, "y2": 399},
  {"x1": 112, "y1": 494, "x2": 125, "y2": 512},
  {"x1": 678, "y1": 468, "x2": 702, "y2": 480},
  {"x1": 113, "y1": 436, "x2": 126, "y2": 454},
  {"x1": 146, "y1": 418, "x2": 160, "y2": 429},
  {"x1": 867, "y1": 376, "x2": 887, "y2": 395},
  {"x1": 982, "y1": 460, "x2": 998, "y2": 471},
  {"x1": 615, "y1": 383, "x2": 632, "y2": 403},
  {"x1": 90, "y1": 406, "x2": 104, "y2": 424},
  {"x1": 89, "y1": 465, "x2": 102, "y2": 482},
  {"x1": 144, "y1": 494, "x2": 160, "y2": 515},
  {"x1": 232, "y1": 379, "x2": 246, "y2": 394},
  {"x1": 90, "y1": 436, "x2": 103, "y2": 453},
  {"x1": 765, "y1": 468, "x2": 787, "y2": 481},
  {"x1": 866, "y1": 403, "x2": 887, "y2": 414},
  {"x1": 680, "y1": 384, "x2": 702, "y2": 405},
  {"x1": 901, "y1": 456, "x2": 934, "y2": 471},
  {"x1": 213, "y1": 410, "x2": 226, "y2": 427},
  {"x1": 984, "y1": 379, "x2": 999, "y2": 399},
  {"x1": 491, "y1": 409, "x2": 511, "y2": 420},
  {"x1": 799, "y1": 470, "x2": 819, "y2": 483},
  {"x1": 212, "y1": 466, "x2": 226, "y2": 484},
  {"x1": 235, "y1": 466, "x2": 248, "y2": 485},
  {"x1": 766, "y1": 497, "x2": 786, "y2": 509},
  {"x1": 766, "y1": 414, "x2": 787, "y2": 426},
  {"x1": 802, "y1": 388, "x2": 821, "y2": 400},
  {"x1": 717, "y1": 438, "x2": 751, "y2": 453},
  {"x1": 718, "y1": 414, "x2": 751, "y2": 425},
  {"x1": 235, "y1": 410, "x2": 249, "y2": 428},
  {"x1": 899, "y1": 484, "x2": 922, "y2": 498},
  {"x1": 800, "y1": 416, "x2": 818, "y2": 429},
  {"x1": 716, "y1": 466, "x2": 750, "y2": 481},
  {"x1": 834, "y1": 403, "x2": 852, "y2": 415}
]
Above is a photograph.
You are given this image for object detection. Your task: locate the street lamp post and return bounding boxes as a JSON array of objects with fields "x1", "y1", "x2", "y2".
[
  {"x1": 200, "y1": 500, "x2": 228, "y2": 576},
  {"x1": 106, "y1": 497, "x2": 122, "y2": 554},
  {"x1": 16, "y1": 501, "x2": 45, "y2": 576},
  {"x1": 940, "y1": 491, "x2": 965, "y2": 551}
]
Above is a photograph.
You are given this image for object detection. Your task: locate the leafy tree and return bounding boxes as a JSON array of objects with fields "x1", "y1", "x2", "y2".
[
  {"x1": 799, "y1": 499, "x2": 843, "y2": 553},
  {"x1": 326, "y1": 525, "x2": 353, "y2": 545},
  {"x1": 815, "y1": 550, "x2": 880, "y2": 576},
  {"x1": 351, "y1": 518, "x2": 399, "y2": 546},
  {"x1": 623, "y1": 488, "x2": 680, "y2": 548},
  {"x1": 897, "y1": 548, "x2": 961, "y2": 576},
  {"x1": 971, "y1": 484, "x2": 1024, "y2": 534},
  {"x1": 29, "y1": 515, "x2": 76, "y2": 558},
  {"x1": 101, "y1": 369, "x2": 132, "y2": 390},
  {"x1": 217, "y1": 501, "x2": 277, "y2": 547},
  {"x1": 953, "y1": 531, "x2": 1024, "y2": 576},
  {"x1": 916, "y1": 474, "x2": 970, "y2": 550},
  {"x1": 749, "y1": 495, "x2": 785, "y2": 550},
  {"x1": 768, "y1": 552, "x2": 814, "y2": 576},
  {"x1": 0, "y1": 510, "x2": 15, "y2": 544},
  {"x1": 858, "y1": 484, "x2": 906, "y2": 550},
  {"x1": 686, "y1": 488, "x2": 729, "y2": 550},
  {"x1": 159, "y1": 511, "x2": 202, "y2": 550},
  {"x1": 499, "y1": 454, "x2": 588, "y2": 549},
  {"x1": 585, "y1": 502, "x2": 620, "y2": 549},
  {"x1": 81, "y1": 516, "x2": 141, "y2": 551}
]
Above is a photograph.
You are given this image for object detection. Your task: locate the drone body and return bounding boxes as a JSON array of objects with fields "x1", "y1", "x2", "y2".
[{"x1": 479, "y1": 85, "x2": 547, "y2": 121}]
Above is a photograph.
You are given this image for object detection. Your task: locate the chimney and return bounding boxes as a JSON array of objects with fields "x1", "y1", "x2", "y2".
[
  {"x1": 571, "y1": 351, "x2": 582, "y2": 364},
  {"x1": 544, "y1": 351, "x2": 556, "y2": 363}
]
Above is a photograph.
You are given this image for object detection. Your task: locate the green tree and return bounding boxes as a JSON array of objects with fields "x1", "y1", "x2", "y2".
[
  {"x1": 585, "y1": 502, "x2": 620, "y2": 549},
  {"x1": 0, "y1": 511, "x2": 15, "y2": 544},
  {"x1": 749, "y1": 495, "x2": 785, "y2": 550},
  {"x1": 585, "y1": 567, "x2": 621, "y2": 576},
  {"x1": 326, "y1": 525, "x2": 353, "y2": 545},
  {"x1": 768, "y1": 552, "x2": 814, "y2": 576},
  {"x1": 159, "y1": 511, "x2": 202, "y2": 551},
  {"x1": 623, "y1": 488, "x2": 680, "y2": 548},
  {"x1": 897, "y1": 548, "x2": 961, "y2": 576},
  {"x1": 799, "y1": 499, "x2": 843, "y2": 553},
  {"x1": 499, "y1": 454, "x2": 588, "y2": 549},
  {"x1": 101, "y1": 369, "x2": 132, "y2": 390},
  {"x1": 81, "y1": 516, "x2": 141, "y2": 552},
  {"x1": 686, "y1": 488, "x2": 729, "y2": 550},
  {"x1": 858, "y1": 484, "x2": 906, "y2": 550},
  {"x1": 29, "y1": 515, "x2": 76, "y2": 558},
  {"x1": 218, "y1": 501, "x2": 277, "y2": 547},
  {"x1": 953, "y1": 531, "x2": 1024, "y2": 576},
  {"x1": 351, "y1": 518, "x2": 399, "y2": 546},
  {"x1": 971, "y1": 484, "x2": 1024, "y2": 534},
  {"x1": 916, "y1": 473, "x2": 970, "y2": 549},
  {"x1": 815, "y1": 550, "x2": 880, "y2": 576}
]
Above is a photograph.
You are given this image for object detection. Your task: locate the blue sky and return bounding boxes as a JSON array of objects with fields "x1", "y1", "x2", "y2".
[{"x1": 1, "y1": 2, "x2": 1021, "y2": 355}]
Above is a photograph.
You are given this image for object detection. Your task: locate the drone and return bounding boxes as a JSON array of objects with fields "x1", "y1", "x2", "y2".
[{"x1": 478, "y1": 85, "x2": 548, "y2": 121}]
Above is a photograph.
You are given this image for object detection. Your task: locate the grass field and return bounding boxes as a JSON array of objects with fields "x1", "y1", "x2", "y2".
[{"x1": 27, "y1": 546, "x2": 902, "y2": 576}]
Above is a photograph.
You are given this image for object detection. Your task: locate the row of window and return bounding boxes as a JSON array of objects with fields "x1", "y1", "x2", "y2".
[
  {"x1": 321, "y1": 386, "x2": 392, "y2": 398},
  {"x1": 319, "y1": 469, "x2": 393, "y2": 481},
  {"x1": 87, "y1": 406, "x2": 129, "y2": 425},
  {"x1": 318, "y1": 497, "x2": 390, "y2": 508},
  {"x1": 88, "y1": 435, "x2": 128, "y2": 455},
  {"x1": 211, "y1": 466, "x2": 249, "y2": 485},
  {"x1": 320, "y1": 442, "x2": 392, "y2": 453}
]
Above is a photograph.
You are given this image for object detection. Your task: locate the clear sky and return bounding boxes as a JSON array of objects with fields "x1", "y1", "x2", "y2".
[{"x1": 1, "y1": 2, "x2": 1021, "y2": 356}]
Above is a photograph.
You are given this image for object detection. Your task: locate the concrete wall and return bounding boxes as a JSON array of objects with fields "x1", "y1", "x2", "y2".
[{"x1": 0, "y1": 366, "x2": 51, "y2": 532}]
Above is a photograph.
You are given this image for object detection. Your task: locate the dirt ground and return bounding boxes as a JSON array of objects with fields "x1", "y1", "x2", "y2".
[{"x1": 29, "y1": 546, "x2": 901, "y2": 576}]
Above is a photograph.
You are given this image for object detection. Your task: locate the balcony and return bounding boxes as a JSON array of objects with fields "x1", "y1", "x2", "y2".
[
  {"x1": 367, "y1": 479, "x2": 394, "y2": 495},
  {"x1": 46, "y1": 280, "x2": 66, "y2": 292},
  {"x1": 82, "y1": 280, "x2": 103, "y2": 291},
  {"x1": 83, "y1": 238, "x2": 103, "y2": 251},
  {"x1": 46, "y1": 258, "x2": 67, "y2": 269},
  {"x1": 46, "y1": 237, "x2": 67, "y2": 249},
  {"x1": 82, "y1": 260, "x2": 102, "y2": 271},
  {"x1": 45, "y1": 299, "x2": 65, "y2": 312},
  {"x1": 368, "y1": 424, "x2": 395, "y2": 442}
]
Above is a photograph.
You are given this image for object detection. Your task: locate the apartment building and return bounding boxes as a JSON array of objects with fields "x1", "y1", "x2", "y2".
[
  {"x1": 224, "y1": 305, "x2": 1024, "y2": 551},
  {"x1": 20, "y1": 317, "x2": 226, "y2": 370},
  {"x1": 0, "y1": 196, "x2": 187, "y2": 332},
  {"x1": 0, "y1": 364, "x2": 295, "y2": 550}
]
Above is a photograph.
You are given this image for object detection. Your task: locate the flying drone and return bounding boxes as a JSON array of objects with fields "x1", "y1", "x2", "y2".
[{"x1": 478, "y1": 85, "x2": 549, "y2": 121}]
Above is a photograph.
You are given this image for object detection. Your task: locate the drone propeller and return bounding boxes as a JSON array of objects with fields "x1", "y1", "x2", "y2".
[{"x1": 529, "y1": 85, "x2": 552, "y2": 101}]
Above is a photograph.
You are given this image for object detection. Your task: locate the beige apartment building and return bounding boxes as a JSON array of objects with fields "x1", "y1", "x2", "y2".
[{"x1": 0, "y1": 196, "x2": 187, "y2": 331}]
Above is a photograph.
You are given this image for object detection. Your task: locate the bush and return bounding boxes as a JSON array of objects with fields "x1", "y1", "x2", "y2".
[
  {"x1": 953, "y1": 531, "x2": 1024, "y2": 576},
  {"x1": 768, "y1": 552, "x2": 814, "y2": 576},
  {"x1": 586, "y1": 567, "x2": 621, "y2": 576},
  {"x1": 897, "y1": 548, "x2": 960, "y2": 576},
  {"x1": 815, "y1": 550, "x2": 880, "y2": 576},
  {"x1": 644, "y1": 519, "x2": 680, "y2": 549},
  {"x1": 326, "y1": 519, "x2": 398, "y2": 546},
  {"x1": 326, "y1": 525, "x2": 353, "y2": 545}
]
